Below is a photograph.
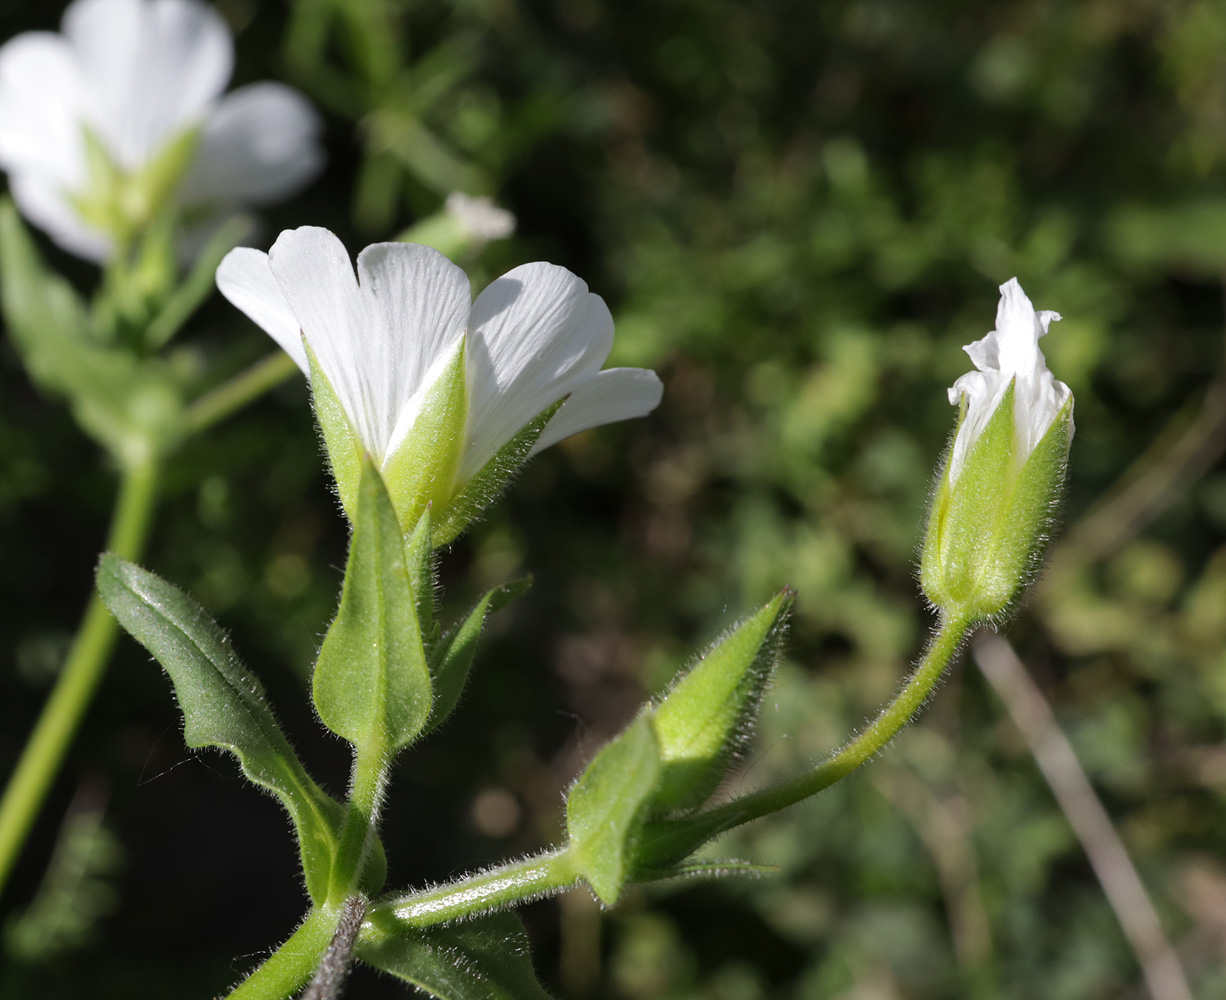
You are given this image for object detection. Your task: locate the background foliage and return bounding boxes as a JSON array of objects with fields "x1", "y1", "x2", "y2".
[{"x1": 3, "y1": 0, "x2": 1226, "y2": 997}]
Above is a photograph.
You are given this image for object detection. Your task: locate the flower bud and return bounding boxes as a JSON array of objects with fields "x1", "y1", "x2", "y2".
[{"x1": 921, "y1": 278, "x2": 1073, "y2": 622}]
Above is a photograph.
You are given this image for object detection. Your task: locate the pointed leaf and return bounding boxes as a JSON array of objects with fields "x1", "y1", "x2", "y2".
[
  {"x1": 650, "y1": 591, "x2": 793, "y2": 811},
  {"x1": 96, "y1": 553, "x2": 345, "y2": 904},
  {"x1": 565, "y1": 714, "x2": 661, "y2": 905},
  {"x1": 423, "y1": 577, "x2": 531, "y2": 735},
  {"x1": 382, "y1": 338, "x2": 468, "y2": 533},
  {"x1": 313, "y1": 458, "x2": 433, "y2": 752},
  {"x1": 358, "y1": 912, "x2": 553, "y2": 1000},
  {"x1": 433, "y1": 398, "x2": 565, "y2": 546}
]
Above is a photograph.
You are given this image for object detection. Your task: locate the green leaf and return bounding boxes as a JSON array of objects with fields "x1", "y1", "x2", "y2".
[
  {"x1": 433, "y1": 398, "x2": 565, "y2": 546},
  {"x1": 307, "y1": 343, "x2": 364, "y2": 522},
  {"x1": 423, "y1": 577, "x2": 531, "y2": 735},
  {"x1": 313, "y1": 458, "x2": 433, "y2": 752},
  {"x1": 650, "y1": 590, "x2": 793, "y2": 811},
  {"x1": 382, "y1": 337, "x2": 468, "y2": 533},
  {"x1": 95, "y1": 553, "x2": 347, "y2": 905},
  {"x1": 358, "y1": 912, "x2": 553, "y2": 1000},
  {"x1": 565, "y1": 713, "x2": 661, "y2": 905},
  {"x1": 0, "y1": 199, "x2": 182, "y2": 465}
]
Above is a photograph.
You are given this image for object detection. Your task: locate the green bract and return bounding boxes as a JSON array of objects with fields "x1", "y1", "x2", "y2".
[
  {"x1": 564, "y1": 592, "x2": 792, "y2": 903},
  {"x1": 650, "y1": 590, "x2": 793, "y2": 810},
  {"x1": 312, "y1": 458, "x2": 433, "y2": 753}
]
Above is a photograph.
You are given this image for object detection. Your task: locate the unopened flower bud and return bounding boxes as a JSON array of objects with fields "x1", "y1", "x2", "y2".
[{"x1": 921, "y1": 278, "x2": 1073, "y2": 622}]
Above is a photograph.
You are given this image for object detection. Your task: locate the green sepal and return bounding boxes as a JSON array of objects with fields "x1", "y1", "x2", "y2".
[
  {"x1": 313, "y1": 458, "x2": 433, "y2": 752},
  {"x1": 922, "y1": 382, "x2": 1073, "y2": 621},
  {"x1": 0, "y1": 199, "x2": 183, "y2": 466},
  {"x1": 307, "y1": 343, "x2": 364, "y2": 523},
  {"x1": 433, "y1": 398, "x2": 566, "y2": 546},
  {"x1": 406, "y1": 504, "x2": 437, "y2": 635},
  {"x1": 95, "y1": 554, "x2": 351, "y2": 905},
  {"x1": 650, "y1": 590, "x2": 793, "y2": 811},
  {"x1": 423, "y1": 577, "x2": 531, "y2": 736},
  {"x1": 71, "y1": 124, "x2": 200, "y2": 250},
  {"x1": 565, "y1": 713, "x2": 661, "y2": 905},
  {"x1": 382, "y1": 337, "x2": 468, "y2": 533},
  {"x1": 357, "y1": 911, "x2": 554, "y2": 1000}
]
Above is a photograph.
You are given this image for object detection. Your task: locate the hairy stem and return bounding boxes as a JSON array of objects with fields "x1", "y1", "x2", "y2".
[
  {"x1": 301, "y1": 895, "x2": 367, "y2": 1000},
  {"x1": 367, "y1": 848, "x2": 578, "y2": 929},
  {"x1": 642, "y1": 610, "x2": 974, "y2": 863},
  {"x1": 0, "y1": 457, "x2": 159, "y2": 900},
  {"x1": 327, "y1": 741, "x2": 388, "y2": 907}
]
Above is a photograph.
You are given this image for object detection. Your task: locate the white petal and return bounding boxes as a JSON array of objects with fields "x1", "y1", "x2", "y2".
[
  {"x1": 530, "y1": 367, "x2": 664, "y2": 454},
  {"x1": 947, "y1": 277, "x2": 1069, "y2": 481},
  {"x1": 463, "y1": 262, "x2": 613, "y2": 477},
  {"x1": 215, "y1": 246, "x2": 307, "y2": 372},
  {"x1": 0, "y1": 33, "x2": 87, "y2": 187},
  {"x1": 356, "y1": 242, "x2": 471, "y2": 458},
  {"x1": 64, "y1": 0, "x2": 233, "y2": 169},
  {"x1": 181, "y1": 83, "x2": 323, "y2": 206},
  {"x1": 8, "y1": 171, "x2": 111, "y2": 262},
  {"x1": 266, "y1": 227, "x2": 377, "y2": 451}
]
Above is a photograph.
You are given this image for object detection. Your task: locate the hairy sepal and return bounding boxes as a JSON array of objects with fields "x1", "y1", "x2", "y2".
[
  {"x1": 423, "y1": 577, "x2": 531, "y2": 736},
  {"x1": 432, "y1": 398, "x2": 565, "y2": 546},
  {"x1": 381, "y1": 338, "x2": 468, "y2": 534}
]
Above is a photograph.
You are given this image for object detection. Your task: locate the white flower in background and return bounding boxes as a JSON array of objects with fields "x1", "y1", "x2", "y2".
[
  {"x1": 0, "y1": 0, "x2": 323, "y2": 262},
  {"x1": 444, "y1": 192, "x2": 516, "y2": 243},
  {"x1": 946, "y1": 277, "x2": 1072, "y2": 482},
  {"x1": 216, "y1": 227, "x2": 662, "y2": 533}
]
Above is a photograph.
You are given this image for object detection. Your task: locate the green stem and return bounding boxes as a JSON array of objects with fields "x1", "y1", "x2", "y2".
[
  {"x1": 0, "y1": 457, "x2": 159, "y2": 900},
  {"x1": 367, "y1": 848, "x2": 577, "y2": 929},
  {"x1": 185, "y1": 351, "x2": 299, "y2": 437},
  {"x1": 224, "y1": 907, "x2": 334, "y2": 1000},
  {"x1": 327, "y1": 742, "x2": 388, "y2": 906},
  {"x1": 642, "y1": 610, "x2": 975, "y2": 864}
]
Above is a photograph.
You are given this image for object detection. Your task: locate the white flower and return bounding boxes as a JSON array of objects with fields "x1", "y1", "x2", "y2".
[
  {"x1": 0, "y1": 0, "x2": 323, "y2": 262},
  {"x1": 946, "y1": 277, "x2": 1071, "y2": 482},
  {"x1": 216, "y1": 226, "x2": 662, "y2": 499},
  {"x1": 444, "y1": 192, "x2": 516, "y2": 243}
]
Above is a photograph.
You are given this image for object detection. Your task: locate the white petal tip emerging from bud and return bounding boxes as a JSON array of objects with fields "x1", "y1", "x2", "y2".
[{"x1": 946, "y1": 277, "x2": 1072, "y2": 483}]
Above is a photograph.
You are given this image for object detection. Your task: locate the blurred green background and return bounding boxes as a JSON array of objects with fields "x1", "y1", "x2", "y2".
[{"x1": 4, "y1": 0, "x2": 1226, "y2": 997}]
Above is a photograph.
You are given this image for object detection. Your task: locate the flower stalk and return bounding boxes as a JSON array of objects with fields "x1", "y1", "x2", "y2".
[
  {"x1": 0, "y1": 455, "x2": 159, "y2": 899},
  {"x1": 636, "y1": 609, "x2": 976, "y2": 867}
]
